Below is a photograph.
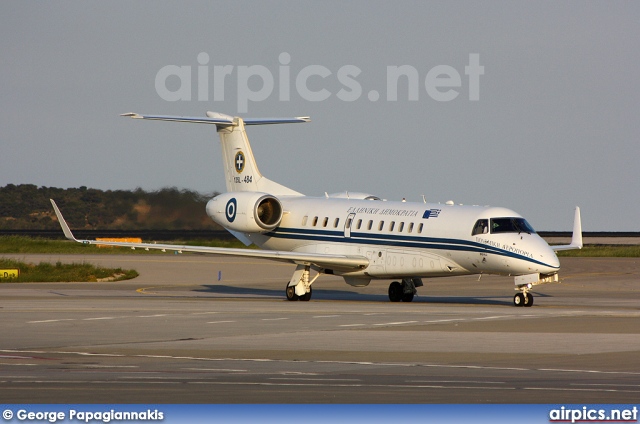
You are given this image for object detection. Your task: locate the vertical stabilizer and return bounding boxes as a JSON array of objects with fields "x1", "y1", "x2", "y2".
[
  {"x1": 216, "y1": 116, "x2": 301, "y2": 195},
  {"x1": 121, "y1": 111, "x2": 308, "y2": 196}
]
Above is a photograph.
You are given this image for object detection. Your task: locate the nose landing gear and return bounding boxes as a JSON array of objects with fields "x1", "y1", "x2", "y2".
[{"x1": 513, "y1": 291, "x2": 533, "y2": 307}]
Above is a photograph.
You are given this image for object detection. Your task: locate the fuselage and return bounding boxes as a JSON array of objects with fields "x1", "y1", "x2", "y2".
[{"x1": 208, "y1": 195, "x2": 560, "y2": 282}]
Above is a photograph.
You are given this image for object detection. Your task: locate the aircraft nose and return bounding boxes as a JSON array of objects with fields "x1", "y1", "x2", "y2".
[{"x1": 541, "y1": 244, "x2": 560, "y2": 271}]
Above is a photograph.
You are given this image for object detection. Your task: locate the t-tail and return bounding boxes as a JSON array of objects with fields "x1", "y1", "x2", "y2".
[{"x1": 120, "y1": 111, "x2": 309, "y2": 195}]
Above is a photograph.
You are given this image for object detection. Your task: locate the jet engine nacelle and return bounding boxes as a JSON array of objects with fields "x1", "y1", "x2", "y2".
[{"x1": 206, "y1": 192, "x2": 283, "y2": 233}]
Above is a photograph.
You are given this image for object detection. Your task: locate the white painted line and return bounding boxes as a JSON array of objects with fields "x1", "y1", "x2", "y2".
[
  {"x1": 80, "y1": 365, "x2": 139, "y2": 369},
  {"x1": 424, "y1": 319, "x2": 465, "y2": 323},
  {"x1": 269, "y1": 378, "x2": 362, "y2": 381},
  {"x1": 138, "y1": 314, "x2": 168, "y2": 318},
  {"x1": 409, "y1": 380, "x2": 505, "y2": 384},
  {"x1": 373, "y1": 321, "x2": 418, "y2": 326},
  {"x1": 474, "y1": 316, "x2": 508, "y2": 320},
  {"x1": 83, "y1": 317, "x2": 116, "y2": 321},
  {"x1": 28, "y1": 319, "x2": 75, "y2": 323},
  {"x1": 0, "y1": 363, "x2": 37, "y2": 366},
  {"x1": 182, "y1": 368, "x2": 246, "y2": 372}
]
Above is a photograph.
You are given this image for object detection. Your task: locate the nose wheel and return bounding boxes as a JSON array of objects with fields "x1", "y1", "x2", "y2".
[{"x1": 513, "y1": 292, "x2": 533, "y2": 307}]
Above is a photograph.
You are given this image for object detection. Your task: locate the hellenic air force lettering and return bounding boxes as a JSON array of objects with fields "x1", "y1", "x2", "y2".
[{"x1": 51, "y1": 111, "x2": 583, "y2": 307}]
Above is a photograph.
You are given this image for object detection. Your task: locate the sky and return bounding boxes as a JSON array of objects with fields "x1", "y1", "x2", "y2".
[{"x1": 1, "y1": 1, "x2": 638, "y2": 231}]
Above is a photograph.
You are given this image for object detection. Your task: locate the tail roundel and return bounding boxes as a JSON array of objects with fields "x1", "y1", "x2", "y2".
[{"x1": 121, "y1": 111, "x2": 309, "y2": 195}]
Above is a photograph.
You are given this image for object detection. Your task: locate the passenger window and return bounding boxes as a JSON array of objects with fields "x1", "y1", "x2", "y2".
[
  {"x1": 302, "y1": 216, "x2": 308, "y2": 226},
  {"x1": 389, "y1": 221, "x2": 395, "y2": 232},
  {"x1": 334, "y1": 218, "x2": 340, "y2": 228},
  {"x1": 399, "y1": 222, "x2": 404, "y2": 232},
  {"x1": 368, "y1": 220, "x2": 373, "y2": 230},
  {"x1": 356, "y1": 219, "x2": 362, "y2": 229},
  {"x1": 408, "y1": 222, "x2": 414, "y2": 233},
  {"x1": 312, "y1": 216, "x2": 318, "y2": 226},
  {"x1": 323, "y1": 217, "x2": 328, "y2": 227},
  {"x1": 418, "y1": 223, "x2": 423, "y2": 234},
  {"x1": 472, "y1": 219, "x2": 489, "y2": 236},
  {"x1": 378, "y1": 221, "x2": 384, "y2": 231}
]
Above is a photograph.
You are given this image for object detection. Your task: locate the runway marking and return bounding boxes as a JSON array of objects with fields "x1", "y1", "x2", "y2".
[
  {"x1": 119, "y1": 376, "x2": 189, "y2": 380},
  {"x1": 571, "y1": 383, "x2": 640, "y2": 387},
  {"x1": 423, "y1": 318, "x2": 465, "y2": 323},
  {"x1": 269, "y1": 378, "x2": 362, "y2": 381},
  {"x1": 78, "y1": 365, "x2": 139, "y2": 369},
  {"x1": 182, "y1": 368, "x2": 246, "y2": 372},
  {"x1": 207, "y1": 320, "x2": 236, "y2": 324},
  {"x1": 538, "y1": 368, "x2": 640, "y2": 375},
  {"x1": 473, "y1": 316, "x2": 509, "y2": 320},
  {"x1": 0, "y1": 363, "x2": 37, "y2": 366},
  {"x1": 28, "y1": 319, "x2": 76, "y2": 323},
  {"x1": 409, "y1": 380, "x2": 505, "y2": 384},
  {"x1": 373, "y1": 321, "x2": 418, "y2": 326},
  {"x1": 137, "y1": 314, "x2": 168, "y2": 318},
  {"x1": 5, "y1": 349, "x2": 640, "y2": 378},
  {"x1": 83, "y1": 317, "x2": 117, "y2": 320},
  {"x1": 339, "y1": 324, "x2": 366, "y2": 327}
]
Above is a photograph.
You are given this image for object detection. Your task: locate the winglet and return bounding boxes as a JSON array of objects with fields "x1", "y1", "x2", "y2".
[
  {"x1": 551, "y1": 207, "x2": 583, "y2": 251},
  {"x1": 570, "y1": 206, "x2": 583, "y2": 249},
  {"x1": 50, "y1": 199, "x2": 78, "y2": 241}
]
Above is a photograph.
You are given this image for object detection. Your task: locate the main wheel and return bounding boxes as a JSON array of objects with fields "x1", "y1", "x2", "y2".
[
  {"x1": 299, "y1": 287, "x2": 312, "y2": 301},
  {"x1": 524, "y1": 292, "x2": 534, "y2": 307},
  {"x1": 513, "y1": 293, "x2": 524, "y2": 307},
  {"x1": 388, "y1": 281, "x2": 403, "y2": 302},
  {"x1": 286, "y1": 283, "x2": 299, "y2": 301},
  {"x1": 401, "y1": 291, "x2": 414, "y2": 302}
]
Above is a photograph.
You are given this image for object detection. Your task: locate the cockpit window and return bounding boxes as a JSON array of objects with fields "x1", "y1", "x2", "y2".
[
  {"x1": 472, "y1": 219, "x2": 489, "y2": 236},
  {"x1": 490, "y1": 217, "x2": 536, "y2": 234}
]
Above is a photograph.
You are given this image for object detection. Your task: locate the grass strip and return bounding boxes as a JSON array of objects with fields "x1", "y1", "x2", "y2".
[{"x1": 0, "y1": 258, "x2": 138, "y2": 283}]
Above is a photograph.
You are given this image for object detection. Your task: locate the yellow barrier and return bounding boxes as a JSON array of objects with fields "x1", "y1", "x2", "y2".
[{"x1": 95, "y1": 238, "x2": 143, "y2": 248}]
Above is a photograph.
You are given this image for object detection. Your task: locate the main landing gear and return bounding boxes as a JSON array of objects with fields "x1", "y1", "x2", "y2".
[
  {"x1": 513, "y1": 291, "x2": 534, "y2": 307},
  {"x1": 285, "y1": 264, "x2": 317, "y2": 301},
  {"x1": 388, "y1": 278, "x2": 421, "y2": 302},
  {"x1": 286, "y1": 283, "x2": 312, "y2": 301}
]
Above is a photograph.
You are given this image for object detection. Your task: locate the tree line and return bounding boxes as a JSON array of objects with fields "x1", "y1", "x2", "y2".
[{"x1": 0, "y1": 184, "x2": 222, "y2": 230}]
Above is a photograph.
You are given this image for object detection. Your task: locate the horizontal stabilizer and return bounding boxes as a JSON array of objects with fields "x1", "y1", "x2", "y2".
[{"x1": 120, "y1": 112, "x2": 310, "y2": 126}]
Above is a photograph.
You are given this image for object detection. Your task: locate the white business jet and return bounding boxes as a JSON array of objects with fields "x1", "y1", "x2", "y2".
[{"x1": 51, "y1": 111, "x2": 582, "y2": 306}]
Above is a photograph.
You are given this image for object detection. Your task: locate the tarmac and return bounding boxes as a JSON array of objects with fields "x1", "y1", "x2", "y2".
[{"x1": 1, "y1": 253, "x2": 639, "y2": 403}]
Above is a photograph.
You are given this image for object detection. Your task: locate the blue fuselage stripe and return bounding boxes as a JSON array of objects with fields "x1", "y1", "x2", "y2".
[{"x1": 265, "y1": 227, "x2": 557, "y2": 269}]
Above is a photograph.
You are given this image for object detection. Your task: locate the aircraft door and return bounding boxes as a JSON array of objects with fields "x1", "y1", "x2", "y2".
[{"x1": 344, "y1": 213, "x2": 356, "y2": 238}]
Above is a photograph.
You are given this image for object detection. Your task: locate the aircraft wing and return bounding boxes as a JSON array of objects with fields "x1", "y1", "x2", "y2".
[{"x1": 50, "y1": 200, "x2": 367, "y2": 271}]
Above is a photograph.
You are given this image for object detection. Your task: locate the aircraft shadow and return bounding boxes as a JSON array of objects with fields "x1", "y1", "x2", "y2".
[{"x1": 194, "y1": 285, "x2": 542, "y2": 306}]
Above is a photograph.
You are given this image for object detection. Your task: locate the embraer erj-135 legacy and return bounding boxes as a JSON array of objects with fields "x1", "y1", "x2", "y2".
[{"x1": 51, "y1": 111, "x2": 583, "y2": 307}]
